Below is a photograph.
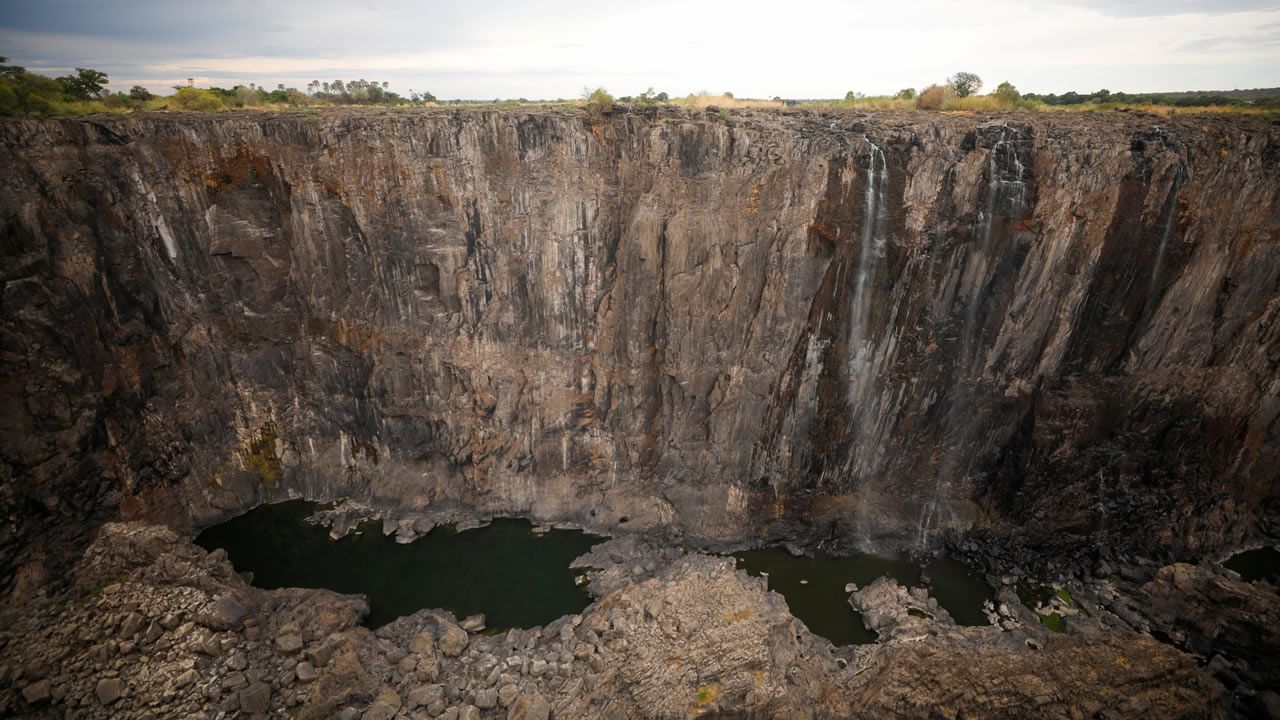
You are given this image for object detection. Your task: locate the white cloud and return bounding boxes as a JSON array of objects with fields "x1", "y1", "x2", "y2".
[{"x1": 2, "y1": 0, "x2": 1277, "y2": 98}]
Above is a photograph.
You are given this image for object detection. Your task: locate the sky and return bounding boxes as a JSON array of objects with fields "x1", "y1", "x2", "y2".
[{"x1": 0, "y1": 0, "x2": 1277, "y2": 99}]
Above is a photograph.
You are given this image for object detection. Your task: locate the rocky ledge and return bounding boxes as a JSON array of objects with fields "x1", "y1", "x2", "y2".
[{"x1": 0, "y1": 522, "x2": 1239, "y2": 719}]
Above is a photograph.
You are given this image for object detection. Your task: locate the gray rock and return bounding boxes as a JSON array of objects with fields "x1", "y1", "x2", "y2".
[
  {"x1": 462, "y1": 614, "x2": 486, "y2": 632},
  {"x1": 459, "y1": 705, "x2": 481, "y2": 720},
  {"x1": 173, "y1": 669, "x2": 197, "y2": 688},
  {"x1": 276, "y1": 633, "x2": 304, "y2": 654},
  {"x1": 120, "y1": 612, "x2": 144, "y2": 639},
  {"x1": 507, "y1": 694, "x2": 552, "y2": 720},
  {"x1": 407, "y1": 683, "x2": 444, "y2": 708},
  {"x1": 295, "y1": 661, "x2": 317, "y2": 682},
  {"x1": 439, "y1": 623, "x2": 469, "y2": 657},
  {"x1": 239, "y1": 682, "x2": 271, "y2": 714},
  {"x1": 409, "y1": 631, "x2": 435, "y2": 655},
  {"x1": 475, "y1": 687, "x2": 498, "y2": 709},
  {"x1": 497, "y1": 683, "x2": 519, "y2": 706},
  {"x1": 201, "y1": 596, "x2": 248, "y2": 630},
  {"x1": 398, "y1": 655, "x2": 417, "y2": 676},
  {"x1": 529, "y1": 658, "x2": 549, "y2": 677}
]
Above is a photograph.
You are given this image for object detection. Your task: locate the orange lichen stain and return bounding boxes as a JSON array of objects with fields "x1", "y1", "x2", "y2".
[{"x1": 723, "y1": 609, "x2": 753, "y2": 624}]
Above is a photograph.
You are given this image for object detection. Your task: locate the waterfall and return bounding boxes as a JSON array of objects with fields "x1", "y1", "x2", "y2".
[
  {"x1": 960, "y1": 127, "x2": 1025, "y2": 369},
  {"x1": 846, "y1": 139, "x2": 889, "y2": 413},
  {"x1": 848, "y1": 138, "x2": 889, "y2": 550},
  {"x1": 1148, "y1": 165, "x2": 1185, "y2": 300},
  {"x1": 917, "y1": 126, "x2": 1026, "y2": 547}
]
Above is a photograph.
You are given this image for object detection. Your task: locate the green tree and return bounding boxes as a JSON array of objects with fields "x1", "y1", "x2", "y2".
[
  {"x1": 947, "y1": 72, "x2": 982, "y2": 98},
  {"x1": 894, "y1": 87, "x2": 917, "y2": 100},
  {"x1": 129, "y1": 85, "x2": 154, "y2": 101},
  {"x1": 844, "y1": 90, "x2": 865, "y2": 101},
  {"x1": 56, "y1": 67, "x2": 108, "y2": 99},
  {"x1": 0, "y1": 57, "x2": 26, "y2": 80}
]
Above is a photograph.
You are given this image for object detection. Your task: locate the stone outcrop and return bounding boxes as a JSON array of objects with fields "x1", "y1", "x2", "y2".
[
  {"x1": 0, "y1": 522, "x2": 1226, "y2": 719},
  {"x1": 1, "y1": 107, "x2": 1278, "y2": 595}
]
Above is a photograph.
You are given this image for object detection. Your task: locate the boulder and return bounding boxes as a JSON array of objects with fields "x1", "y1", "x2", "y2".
[
  {"x1": 508, "y1": 694, "x2": 552, "y2": 720},
  {"x1": 438, "y1": 622, "x2": 469, "y2": 656},
  {"x1": 239, "y1": 682, "x2": 271, "y2": 714}
]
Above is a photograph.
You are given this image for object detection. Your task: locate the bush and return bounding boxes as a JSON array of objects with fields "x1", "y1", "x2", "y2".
[
  {"x1": 994, "y1": 81, "x2": 1020, "y2": 107},
  {"x1": 917, "y1": 84, "x2": 949, "y2": 110},
  {"x1": 171, "y1": 87, "x2": 224, "y2": 111},
  {"x1": 582, "y1": 86, "x2": 614, "y2": 116},
  {"x1": 894, "y1": 88, "x2": 917, "y2": 100}
]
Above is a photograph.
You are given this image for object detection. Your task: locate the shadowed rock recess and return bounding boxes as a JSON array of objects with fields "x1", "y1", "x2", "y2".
[{"x1": 1, "y1": 108, "x2": 1278, "y2": 718}]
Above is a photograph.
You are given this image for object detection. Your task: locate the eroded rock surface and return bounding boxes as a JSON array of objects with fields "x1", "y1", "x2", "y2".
[
  {"x1": 3, "y1": 109, "x2": 1279, "y2": 595},
  {"x1": 0, "y1": 522, "x2": 1231, "y2": 719}
]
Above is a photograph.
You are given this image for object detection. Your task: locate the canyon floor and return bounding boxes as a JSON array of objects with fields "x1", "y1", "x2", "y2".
[{"x1": 0, "y1": 514, "x2": 1276, "y2": 719}]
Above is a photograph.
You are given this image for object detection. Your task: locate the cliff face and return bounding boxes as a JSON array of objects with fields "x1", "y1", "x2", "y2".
[{"x1": 2, "y1": 108, "x2": 1278, "y2": 590}]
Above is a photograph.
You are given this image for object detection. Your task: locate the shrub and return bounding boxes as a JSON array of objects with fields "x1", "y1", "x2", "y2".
[
  {"x1": 947, "y1": 71, "x2": 983, "y2": 98},
  {"x1": 129, "y1": 85, "x2": 154, "y2": 101},
  {"x1": 917, "y1": 84, "x2": 949, "y2": 110},
  {"x1": 994, "y1": 81, "x2": 1020, "y2": 107},
  {"x1": 894, "y1": 87, "x2": 917, "y2": 100},
  {"x1": 582, "y1": 86, "x2": 614, "y2": 116},
  {"x1": 171, "y1": 87, "x2": 224, "y2": 112}
]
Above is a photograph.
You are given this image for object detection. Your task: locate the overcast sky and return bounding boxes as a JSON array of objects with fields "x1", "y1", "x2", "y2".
[{"x1": 1, "y1": 0, "x2": 1277, "y2": 99}]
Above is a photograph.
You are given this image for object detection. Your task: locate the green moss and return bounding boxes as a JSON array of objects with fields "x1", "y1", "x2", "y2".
[
  {"x1": 245, "y1": 422, "x2": 283, "y2": 488},
  {"x1": 1039, "y1": 612, "x2": 1064, "y2": 632},
  {"x1": 1056, "y1": 587, "x2": 1074, "y2": 606},
  {"x1": 693, "y1": 684, "x2": 719, "y2": 706}
]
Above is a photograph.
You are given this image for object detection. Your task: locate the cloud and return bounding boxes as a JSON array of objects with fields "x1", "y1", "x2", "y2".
[
  {"x1": 1, "y1": 0, "x2": 1278, "y2": 98},
  {"x1": 1052, "y1": 0, "x2": 1279, "y2": 17}
]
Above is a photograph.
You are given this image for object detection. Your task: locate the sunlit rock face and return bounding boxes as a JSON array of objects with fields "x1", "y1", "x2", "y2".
[{"x1": 2, "y1": 108, "x2": 1278, "y2": 589}]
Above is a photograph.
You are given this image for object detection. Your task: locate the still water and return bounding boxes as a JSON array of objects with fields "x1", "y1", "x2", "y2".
[
  {"x1": 1225, "y1": 545, "x2": 1280, "y2": 584},
  {"x1": 195, "y1": 500, "x2": 604, "y2": 628},
  {"x1": 734, "y1": 548, "x2": 994, "y2": 645}
]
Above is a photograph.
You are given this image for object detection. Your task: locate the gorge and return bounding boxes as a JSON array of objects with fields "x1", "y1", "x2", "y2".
[{"x1": 1, "y1": 106, "x2": 1278, "y2": 718}]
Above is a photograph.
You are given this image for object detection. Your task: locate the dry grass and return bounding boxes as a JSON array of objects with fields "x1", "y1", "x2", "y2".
[{"x1": 670, "y1": 92, "x2": 785, "y2": 109}]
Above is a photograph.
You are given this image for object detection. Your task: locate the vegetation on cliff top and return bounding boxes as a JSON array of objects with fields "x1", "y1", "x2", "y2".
[{"x1": 2, "y1": 59, "x2": 1276, "y2": 119}]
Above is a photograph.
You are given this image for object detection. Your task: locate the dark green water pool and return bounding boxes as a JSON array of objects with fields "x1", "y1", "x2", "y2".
[
  {"x1": 734, "y1": 548, "x2": 994, "y2": 645},
  {"x1": 1225, "y1": 546, "x2": 1280, "y2": 584},
  {"x1": 195, "y1": 500, "x2": 604, "y2": 628}
]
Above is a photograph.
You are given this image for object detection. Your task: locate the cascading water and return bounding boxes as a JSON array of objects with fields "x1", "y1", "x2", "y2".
[
  {"x1": 916, "y1": 126, "x2": 1027, "y2": 547},
  {"x1": 1147, "y1": 164, "x2": 1185, "y2": 301},
  {"x1": 846, "y1": 139, "x2": 889, "y2": 412},
  {"x1": 849, "y1": 138, "x2": 889, "y2": 549}
]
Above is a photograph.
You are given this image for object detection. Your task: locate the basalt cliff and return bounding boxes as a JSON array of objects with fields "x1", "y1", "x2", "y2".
[{"x1": 1, "y1": 107, "x2": 1278, "y2": 718}]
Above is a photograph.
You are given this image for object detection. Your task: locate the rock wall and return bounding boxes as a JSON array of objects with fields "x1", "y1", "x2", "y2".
[{"x1": 2, "y1": 108, "x2": 1278, "y2": 591}]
